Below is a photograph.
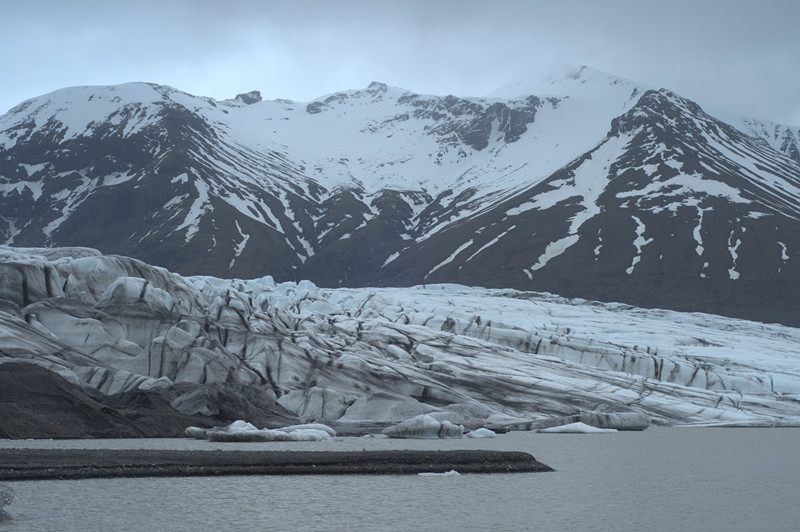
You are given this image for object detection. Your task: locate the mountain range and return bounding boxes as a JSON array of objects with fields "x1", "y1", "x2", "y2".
[{"x1": 2, "y1": 65, "x2": 800, "y2": 325}]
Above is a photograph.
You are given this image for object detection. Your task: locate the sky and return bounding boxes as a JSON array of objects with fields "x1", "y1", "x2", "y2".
[{"x1": 1, "y1": 0, "x2": 799, "y2": 125}]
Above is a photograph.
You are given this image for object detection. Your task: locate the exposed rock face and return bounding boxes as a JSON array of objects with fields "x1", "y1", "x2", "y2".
[
  {"x1": 235, "y1": 91, "x2": 262, "y2": 105},
  {"x1": 2, "y1": 245, "x2": 800, "y2": 438}
]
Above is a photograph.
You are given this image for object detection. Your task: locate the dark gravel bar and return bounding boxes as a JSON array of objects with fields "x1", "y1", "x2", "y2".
[{"x1": 0, "y1": 449, "x2": 553, "y2": 480}]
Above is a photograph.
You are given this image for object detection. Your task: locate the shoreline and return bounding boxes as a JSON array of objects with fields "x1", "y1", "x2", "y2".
[{"x1": 0, "y1": 449, "x2": 553, "y2": 480}]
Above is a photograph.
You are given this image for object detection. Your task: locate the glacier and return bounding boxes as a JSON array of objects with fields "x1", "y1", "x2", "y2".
[{"x1": 2, "y1": 245, "x2": 800, "y2": 434}]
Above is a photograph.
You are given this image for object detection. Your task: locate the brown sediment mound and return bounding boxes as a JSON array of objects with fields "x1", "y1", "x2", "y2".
[{"x1": 0, "y1": 449, "x2": 553, "y2": 480}]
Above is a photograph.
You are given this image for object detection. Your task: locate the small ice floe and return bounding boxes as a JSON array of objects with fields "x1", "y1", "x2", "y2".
[
  {"x1": 185, "y1": 420, "x2": 336, "y2": 442},
  {"x1": 382, "y1": 414, "x2": 464, "y2": 439},
  {"x1": 0, "y1": 484, "x2": 16, "y2": 509},
  {"x1": 539, "y1": 412, "x2": 649, "y2": 431},
  {"x1": 465, "y1": 427, "x2": 496, "y2": 438},
  {"x1": 536, "y1": 422, "x2": 617, "y2": 434},
  {"x1": 418, "y1": 470, "x2": 461, "y2": 477}
]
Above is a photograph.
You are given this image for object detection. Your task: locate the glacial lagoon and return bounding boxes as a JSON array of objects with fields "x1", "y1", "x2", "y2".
[{"x1": 1, "y1": 428, "x2": 798, "y2": 531}]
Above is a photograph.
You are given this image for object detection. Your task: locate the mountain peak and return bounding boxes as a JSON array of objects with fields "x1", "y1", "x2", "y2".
[
  {"x1": 234, "y1": 90, "x2": 262, "y2": 105},
  {"x1": 367, "y1": 81, "x2": 388, "y2": 91},
  {"x1": 487, "y1": 64, "x2": 645, "y2": 100}
]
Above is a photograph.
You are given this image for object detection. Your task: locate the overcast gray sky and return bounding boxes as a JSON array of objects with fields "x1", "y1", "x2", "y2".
[{"x1": 2, "y1": 0, "x2": 799, "y2": 124}]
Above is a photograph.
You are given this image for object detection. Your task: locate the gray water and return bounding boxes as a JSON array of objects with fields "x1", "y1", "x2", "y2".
[{"x1": 1, "y1": 428, "x2": 798, "y2": 531}]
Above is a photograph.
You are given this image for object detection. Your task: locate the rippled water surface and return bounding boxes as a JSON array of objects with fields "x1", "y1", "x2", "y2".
[{"x1": 1, "y1": 428, "x2": 798, "y2": 531}]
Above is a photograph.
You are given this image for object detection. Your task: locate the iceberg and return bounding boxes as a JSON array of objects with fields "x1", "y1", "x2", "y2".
[
  {"x1": 186, "y1": 420, "x2": 336, "y2": 442},
  {"x1": 418, "y1": 470, "x2": 461, "y2": 477},
  {"x1": 383, "y1": 415, "x2": 465, "y2": 439},
  {"x1": 533, "y1": 412, "x2": 650, "y2": 431},
  {"x1": 466, "y1": 428, "x2": 496, "y2": 438},
  {"x1": 537, "y1": 422, "x2": 617, "y2": 434}
]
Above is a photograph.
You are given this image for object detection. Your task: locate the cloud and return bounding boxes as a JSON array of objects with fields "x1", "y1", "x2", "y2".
[{"x1": 1, "y1": 0, "x2": 799, "y2": 124}]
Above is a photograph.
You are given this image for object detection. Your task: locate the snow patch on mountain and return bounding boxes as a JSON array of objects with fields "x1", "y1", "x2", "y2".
[
  {"x1": 426, "y1": 239, "x2": 474, "y2": 278},
  {"x1": 465, "y1": 225, "x2": 516, "y2": 263},
  {"x1": 228, "y1": 221, "x2": 250, "y2": 269},
  {"x1": 617, "y1": 172, "x2": 751, "y2": 211},
  {"x1": 525, "y1": 132, "x2": 629, "y2": 275},
  {"x1": 693, "y1": 207, "x2": 706, "y2": 256},
  {"x1": 626, "y1": 215, "x2": 653, "y2": 275},
  {"x1": 728, "y1": 230, "x2": 742, "y2": 280},
  {"x1": 175, "y1": 179, "x2": 210, "y2": 243}
]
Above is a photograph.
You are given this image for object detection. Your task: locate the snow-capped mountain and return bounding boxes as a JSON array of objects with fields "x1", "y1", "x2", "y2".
[{"x1": 2, "y1": 66, "x2": 800, "y2": 325}]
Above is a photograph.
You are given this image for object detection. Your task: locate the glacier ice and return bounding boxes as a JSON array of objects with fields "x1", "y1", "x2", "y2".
[{"x1": 2, "y1": 245, "x2": 800, "y2": 433}]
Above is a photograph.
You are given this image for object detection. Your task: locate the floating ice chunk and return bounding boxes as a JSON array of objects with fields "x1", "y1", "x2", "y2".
[
  {"x1": 184, "y1": 426, "x2": 209, "y2": 439},
  {"x1": 279, "y1": 423, "x2": 337, "y2": 438},
  {"x1": 537, "y1": 412, "x2": 650, "y2": 431},
  {"x1": 383, "y1": 414, "x2": 464, "y2": 439},
  {"x1": 537, "y1": 422, "x2": 617, "y2": 433},
  {"x1": 466, "y1": 428, "x2": 496, "y2": 438},
  {"x1": 279, "y1": 428, "x2": 333, "y2": 441},
  {"x1": 191, "y1": 420, "x2": 336, "y2": 442},
  {"x1": 226, "y1": 420, "x2": 259, "y2": 432},
  {"x1": 383, "y1": 414, "x2": 442, "y2": 438},
  {"x1": 418, "y1": 470, "x2": 461, "y2": 477},
  {"x1": 438, "y1": 420, "x2": 465, "y2": 438}
]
